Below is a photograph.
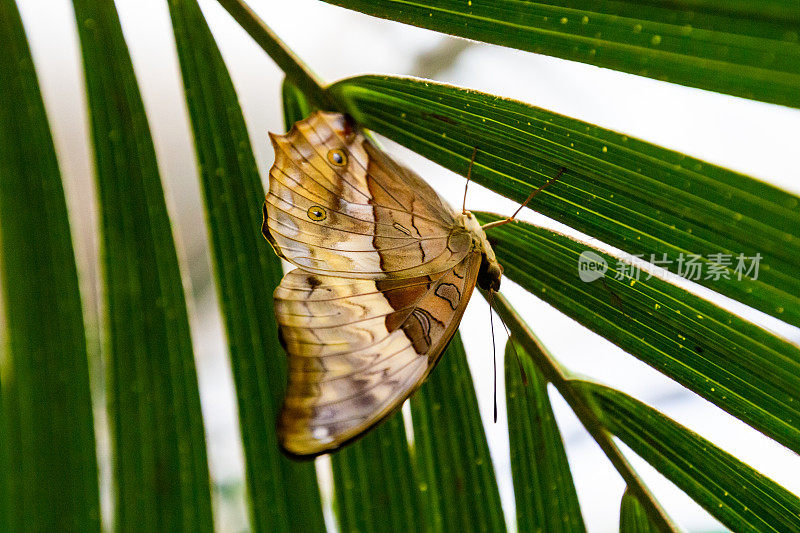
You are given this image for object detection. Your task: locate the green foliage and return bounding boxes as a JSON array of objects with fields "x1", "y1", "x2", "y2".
[
  {"x1": 322, "y1": 0, "x2": 800, "y2": 109},
  {"x1": 505, "y1": 342, "x2": 585, "y2": 532},
  {"x1": 490, "y1": 293, "x2": 677, "y2": 532},
  {"x1": 166, "y1": 3, "x2": 325, "y2": 530},
  {"x1": 0, "y1": 1, "x2": 99, "y2": 530},
  {"x1": 477, "y1": 214, "x2": 800, "y2": 455},
  {"x1": 1, "y1": 0, "x2": 797, "y2": 531},
  {"x1": 620, "y1": 489, "x2": 659, "y2": 533},
  {"x1": 411, "y1": 333, "x2": 506, "y2": 532},
  {"x1": 581, "y1": 381, "x2": 800, "y2": 531},
  {"x1": 331, "y1": 414, "x2": 424, "y2": 532},
  {"x1": 71, "y1": 0, "x2": 213, "y2": 529},
  {"x1": 331, "y1": 76, "x2": 800, "y2": 326}
]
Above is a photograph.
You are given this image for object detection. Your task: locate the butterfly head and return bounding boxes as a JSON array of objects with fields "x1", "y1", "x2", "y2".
[{"x1": 478, "y1": 259, "x2": 503, "y2": 292}]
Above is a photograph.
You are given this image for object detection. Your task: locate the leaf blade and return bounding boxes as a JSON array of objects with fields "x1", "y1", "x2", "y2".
[
  {"x1": 331, "y1": 75, "x2": 800, "y2": 326},
  {"x1": 620, "y1": 489, "x2": 660, "y2": 533},
  {"x1": 479, "y1": 215, "x2": 800, "y2": 455},
  {"x1": 505, "y1": 341, "x2": 585, "y2": 532},
  {"x1": 322, "y1": 0, "x2": 800, "y2": 108},
  {"x1": 491, "y1": 292, "x2": 676, "y2": 531},
  {"x1": 0, "y1": 1, "x2": 100, "y2": 530},
  {"x1": 331, "y1": 413, "x2": 425, "y2": 533},
  {"x1": 71, "y1": 0, "x2": 213, "y2": 528},
  {"x1": 580, "y1": 380, "x2": 800, "y2": 532},
  {"x1": 410, "y1": 332, "x2": 506, "y2": 532},
  {"x1": 166, "y1": 4, "x2": 325, "y2": 531}
]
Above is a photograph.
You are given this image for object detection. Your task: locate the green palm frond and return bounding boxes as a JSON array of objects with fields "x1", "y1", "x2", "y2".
[{"x1": 1, "y1": 0, "x2": 797, "y2": 531}]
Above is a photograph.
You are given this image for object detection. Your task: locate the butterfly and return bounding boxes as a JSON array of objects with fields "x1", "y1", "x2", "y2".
[{"x1": 262, "y1": 111, "x2": 503, "y2": 458}]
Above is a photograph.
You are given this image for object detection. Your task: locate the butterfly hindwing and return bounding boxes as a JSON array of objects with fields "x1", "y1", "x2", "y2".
[
  {"x1": 274, "y1": 252, "x2": 482, "y2": 456},
  {"x1": 264, "y1": 111, "x2": 473, "y2": 279}
]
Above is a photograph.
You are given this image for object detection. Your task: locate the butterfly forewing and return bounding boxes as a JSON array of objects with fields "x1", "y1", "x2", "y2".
[{"x1": 264, "y1": 111, "x2": 472, "y2": 279}]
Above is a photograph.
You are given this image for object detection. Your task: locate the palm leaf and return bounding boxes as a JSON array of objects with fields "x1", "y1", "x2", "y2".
[
  {"x1": 620, "y1": 489, "x2": 659, "y2": 533},
  {"x1": 71, "y1": 0, "x2": 213, "y2": 528},
  {"x1": 493, "y1": 289, "x2": 800, "y2": 530},
  {"x1": 581, "y1": 380, "x2": 800, "y2": 531},
  {"x1": 491, "y1": 292, "x2": 677, "y2": 530},
  {"x1": 1, "y1": 0, "x2": 797, "y2": 530},
  {"x1": 331, "y1": 414, "x2": 425, "y2": 532},
  {"x1": 478, "y1": 214, "x2": 800, "y2": 454},
  {"x1": 505, "y1": 341, "x2": 585, "y2": 532},
  {"x1": 411, "y1": 333, "x2": 506, "y2": 532},
  {"x1": 330, "y1": 75, "x2": 800, "y2": 326},
  {"x1": 166, "y1": 3, "x2": 325, "y2": 530},
  {"x1": 321, "y1": 0, "x2": 800, "y2": 109},
  {"x1": 0, "y1": 1, "x2": 99, "y2": 529}
]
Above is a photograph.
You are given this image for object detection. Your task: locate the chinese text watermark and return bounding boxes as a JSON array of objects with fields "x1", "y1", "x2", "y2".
[{"x1": 577, "y1": 251, "x2": 762, "y2": 283}]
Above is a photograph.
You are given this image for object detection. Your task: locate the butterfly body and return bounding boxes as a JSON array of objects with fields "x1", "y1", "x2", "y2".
[{"x1": 263, "y1": 111, "x2": 501, "y2": 457}]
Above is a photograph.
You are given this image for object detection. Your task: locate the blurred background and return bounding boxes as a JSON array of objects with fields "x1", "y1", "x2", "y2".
[{"x1": 12, "y1": 0, "x2": 800, "y2": 530}]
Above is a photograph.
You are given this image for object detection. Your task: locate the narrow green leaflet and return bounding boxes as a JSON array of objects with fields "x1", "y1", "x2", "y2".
[
  {"x1": 167, "y1": 4, "x2": 325, "y2": 531},
  {"x1": 322, "y1": 0, "x2": 800, "y2": 109},
  {"x1": 505, "y1": 342, "x2": 585, "y2": 532},
  {"x1": 579, "y1": 380, "x2": 800, "y2": 532},
  {"x1": 411, "y1": 332, "x2": 506, "y2": 532},
  {"x1": 331, "y1": 76, "x2": 800, "y2": 326},
  {"x1": 620, "y1": 489, "x2": 659, "y2": 533},
  {"x1": 216, "y1": 0, "x2": 335, "y2": 112},
  {"x1": 478, "y1": 214, "x2": 800, "y2": 455},
  {"x1": 0, "y1": 1, "x2": 99, "y2": 530},
  {"x1": 493, "y1": 292, "x2": 676, "y2": 532},
  {"x1": 282, "y1": 81, "x2": 315, "y2": 126},
  {"x1": 71, "y1": 0, "x2": 213, "y2": 529},
  {"x1": 331, "y1": 413, "x2": 424, "y2": 532}
]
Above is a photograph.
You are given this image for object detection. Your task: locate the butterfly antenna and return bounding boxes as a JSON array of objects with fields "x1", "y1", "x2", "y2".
[
  {"x1": 488, "y1": 290, "x2": 498, "y2": 423},
  {"x1": 496, "y1": 308, "x2": 528, "y2": 387},
  {"x1": 481, "y1": 166, "x2": 565, "y2": 230},
  {"x1": 463, "y1": 146, "x2": 478, "y2": 214}
]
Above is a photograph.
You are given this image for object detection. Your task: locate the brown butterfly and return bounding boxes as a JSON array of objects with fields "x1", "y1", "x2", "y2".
[{"x1": 262, "y1": 111, "x2": 507, "y2": 457}]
